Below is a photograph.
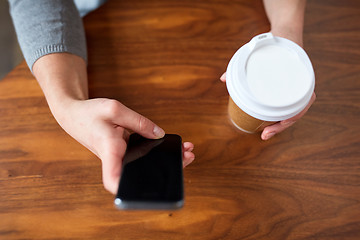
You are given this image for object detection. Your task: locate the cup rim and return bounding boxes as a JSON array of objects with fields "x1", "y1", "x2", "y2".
[{"x1": 226, "y1": 32, "x2": 315, "y2": 121}]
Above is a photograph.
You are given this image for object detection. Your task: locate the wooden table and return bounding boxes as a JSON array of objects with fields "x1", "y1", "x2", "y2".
[{"x1": 1, "y1": 1, "x2": 359, "y2": 239}]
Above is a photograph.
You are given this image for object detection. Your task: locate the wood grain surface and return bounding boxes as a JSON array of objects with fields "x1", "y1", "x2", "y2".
[{"x1": 1, "y1": 0, "x2": 360, "y2": 239}]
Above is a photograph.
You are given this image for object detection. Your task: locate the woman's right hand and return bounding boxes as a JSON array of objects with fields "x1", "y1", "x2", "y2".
[
  {"x1": 53, "y1": 98, "x2": 195, "y2": 194},
  {"x1": 33, "y1": 53, "x2": 195, "y2": 194}
]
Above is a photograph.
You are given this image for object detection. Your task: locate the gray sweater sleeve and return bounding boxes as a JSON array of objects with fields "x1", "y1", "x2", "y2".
[{"x1": 8, "y1": 0, "x2": 87, "y2": 71}]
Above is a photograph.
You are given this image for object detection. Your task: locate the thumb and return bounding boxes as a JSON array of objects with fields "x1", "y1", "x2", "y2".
[
  {"x1": 108, "y1": 101, "x2": 165, "y2": 139},
  {"x1": 220, "y1": 72, "x2": 226, "y2": 82}
]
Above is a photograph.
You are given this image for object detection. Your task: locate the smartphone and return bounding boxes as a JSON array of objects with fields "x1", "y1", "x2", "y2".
[{"x1": 114, "y1": 133, "x2": 184, "y2": 210}]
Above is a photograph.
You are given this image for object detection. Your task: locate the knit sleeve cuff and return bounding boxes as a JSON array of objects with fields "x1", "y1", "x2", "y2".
[{"x1": 28, "y1": 44, "x2": 88, "y2": 71}]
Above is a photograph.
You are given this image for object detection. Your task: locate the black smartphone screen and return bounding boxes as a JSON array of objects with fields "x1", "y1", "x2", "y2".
[{"x1": 114, "y1": 133, "x2": 184, "y2": 210}]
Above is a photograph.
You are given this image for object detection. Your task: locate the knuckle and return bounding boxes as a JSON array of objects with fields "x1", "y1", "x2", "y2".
[
  {"x1": 137, "y1": 115, "x2": 149, "y2": 132},
  {"x1": 103, "y1": 99, "x2": 122, "y2": 117}
]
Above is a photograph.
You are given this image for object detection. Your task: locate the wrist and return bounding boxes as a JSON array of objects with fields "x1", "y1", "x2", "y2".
[
  {"x1": 32, "y1": 53, "x2": 89, "y2": 121},
  {"x1": 33, "y1": 53, "x2": 88, "y2": 100},
  {"x1": 40, "y1": 78, "x2": 88, "y2": 128},
  {"x1": 48, "y1": 97, "x2": 82, "y2": 123},
  {"x1": 263, "y1": 0, "x2": 306, "y2": 47},
  {"x1": 271, "y1": 26, "x2": 303, "y2": 47}
]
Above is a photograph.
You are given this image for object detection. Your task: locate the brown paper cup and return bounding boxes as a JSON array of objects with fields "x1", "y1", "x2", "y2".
[
  {"x1": 228, "y1": 97, "x2": 275, "y2": 133},
  {"x1": 226, "y1": 33, "x2": 315, "y2": 134}
]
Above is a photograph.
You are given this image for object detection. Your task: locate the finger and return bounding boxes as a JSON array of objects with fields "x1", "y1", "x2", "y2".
[
  {"x1": 106, "y1": 100, "x2": 165, "y2": 139},
  {"x1": 100, "y1": 139, "x2": 128, "y2": 195},
  {"x1": 261, "y1": 121, "x2": 295, "y2": 140},
  {"x1": 282, "y1": 92, "x2": 316, "y2": 124},
  {"x1": 183, "y1": 142, "x2": 194, "y2": 152},
  {"x1": 183, "y1": 151, "x2": 195, "y2": 168},
  {"x1": 261, "y1": 92, "x2": 316, "y2": 140},
  {"x1": 220, "y1": 72, "x2": 226, "y2": 82},
  {"x1": 101, "y1": 155, "x2": 123, "y2": 194}
]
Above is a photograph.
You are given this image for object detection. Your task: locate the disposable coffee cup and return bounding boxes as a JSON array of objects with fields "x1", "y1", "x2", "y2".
[{"x1": 226, "y1": 32, "x2": 315, "y2": 133}]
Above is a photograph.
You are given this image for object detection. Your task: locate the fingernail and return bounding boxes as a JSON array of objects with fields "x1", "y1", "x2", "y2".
[
  {"x1": 153, "y1": 125, "x2": 165, "y2": 138},
  {"x1": 220, "y1": 72, "x2": 226, "y2": 81},
  {"x1": 264, "y1": 131, "x2": 276, "y2": 140}
]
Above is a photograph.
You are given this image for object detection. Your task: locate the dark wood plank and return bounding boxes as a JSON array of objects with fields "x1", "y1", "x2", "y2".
[{"x1": 0, "y1": 0, "x2": 359, "y2": 239}]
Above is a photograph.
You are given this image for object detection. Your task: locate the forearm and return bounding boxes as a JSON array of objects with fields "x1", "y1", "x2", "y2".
[
  {"x1": 33, "y1": 53, "x2": 88, "y2": 122},
  {"x1": 263, "y1": 0, "x2": 306, "y2": 46}
]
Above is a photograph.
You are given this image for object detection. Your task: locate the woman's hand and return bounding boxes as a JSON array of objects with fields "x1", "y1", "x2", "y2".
[
  {"x1": 220, "y1": 0, "x2": 315, "y2": 140},
  {"x1": 220, "y1": 72, "x2": 315, "y2": 140},
  {"x1": 33, "y1": 53, "x2": 194, "y2": 194},
  {"x1": 54, "y1": 98, "x2": 195, "y2": 194}
]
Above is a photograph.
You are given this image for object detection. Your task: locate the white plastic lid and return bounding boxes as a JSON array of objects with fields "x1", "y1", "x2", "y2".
[{"x1": 226, "y1": 32, "x2": 315, "y2": 121}]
